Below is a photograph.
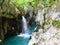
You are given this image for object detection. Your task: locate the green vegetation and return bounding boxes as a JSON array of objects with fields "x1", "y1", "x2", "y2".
[
  {"x1": 0, "y1": 0, "x2": 57, "y2": 17},
  {"x1": 52, "y1": 20, "x2": 60, "y2": 28},
  {"x1": 12, "y1": 0, "x2": 56, "y2": 14},
  {"x1": 12, "y1": 0, "x2": 56, "y2": 8},
  {"x1": 0, "y1": 0, "x2": 19, "y2": 18},
  {"x1": 0, "y1": 0, "x2": 60, "y2": 44},
  {"x1": 33, "y1": 43, "x2": 37, "y2": 45}
]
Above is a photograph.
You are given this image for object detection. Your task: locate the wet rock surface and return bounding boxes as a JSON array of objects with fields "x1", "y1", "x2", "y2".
[{"x1": 0, "y1": 15, "x2": 22, "y2": 43}]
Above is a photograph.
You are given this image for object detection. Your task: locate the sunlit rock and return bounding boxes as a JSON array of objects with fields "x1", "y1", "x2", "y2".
[
  {"x1": 28, "y1": 26, "x2": 60, "y2": 45},
  {"x1": 35, "y1": 10, "x2": 44, "y2": 26},
  {"x1": 52, "y1": 12, "x2": 60, "y2": 20},
  {"x1": 0, "y1": 40, "x2": 2, "y2": 42}
]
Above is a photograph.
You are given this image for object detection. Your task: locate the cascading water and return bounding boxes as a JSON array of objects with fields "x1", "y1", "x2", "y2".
[
  {"x1": 18, "y1": 16, "x2": 30, "y2": 38},
  {"x1": 22, "y1": 16, "x2": 28, "y2": 33}
]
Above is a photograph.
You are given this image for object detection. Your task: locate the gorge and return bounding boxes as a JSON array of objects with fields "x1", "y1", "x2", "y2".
[{"x1": 0, "y1": 0, "x2": 60, "y2": 45}]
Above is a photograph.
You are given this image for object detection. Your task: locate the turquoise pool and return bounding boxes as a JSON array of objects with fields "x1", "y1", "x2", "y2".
[{"x1": 2, "y1": 24, "x2": 36, "y2": 45}]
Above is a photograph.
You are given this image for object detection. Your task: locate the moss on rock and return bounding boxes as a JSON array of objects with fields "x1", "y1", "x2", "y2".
[{"x1": 52, "y1": 20, "x2": 60, "y2": 28}]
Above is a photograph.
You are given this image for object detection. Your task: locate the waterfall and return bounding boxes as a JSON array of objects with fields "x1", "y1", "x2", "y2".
[
  {"x1": 22, "y1": 16, "x2": 28, "y2": 33},
  {"x1": 18, "y1": 16, "x2": 30, "y2": 38}
]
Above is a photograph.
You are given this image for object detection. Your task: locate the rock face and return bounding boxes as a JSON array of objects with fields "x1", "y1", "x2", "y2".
[
  {"x1": 0, "y1": 0, "x2": 23, "y2": 43},
  {"x1": 0, "y1": 15, "x2": 22, "y2": 43},
  {"x1": 25, "y1": 11, "x2": 36, "y2": 25},
  {"x1": 28, "y1": 26, "x2": 60, "y2": 45},
  {"x1": 28, "y1": 12, "x2": 60, "y2": 45},
  {"x1": 28, "y1": 2, "x2": 60, "y2": 45},
  {"x1": 56, "y1": 2, "x2": 60, "y2": 12}
]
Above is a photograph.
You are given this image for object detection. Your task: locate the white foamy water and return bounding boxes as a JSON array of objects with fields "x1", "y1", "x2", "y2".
[
  {"x1": 22, "y1": 16, "x2": 28, "y2": 32},
  {"x1": 18, "y1": 16, "x2": 30, "y2": 38},
  {"x1": 18, "y1": 33, "x2": 30, "y2": 38}
]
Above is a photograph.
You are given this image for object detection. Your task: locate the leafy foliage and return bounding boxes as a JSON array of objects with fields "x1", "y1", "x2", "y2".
[
  {"x1": 52, "y1": 20, "x2": 60, "y2": 28},
  {"x1": 12, "y1": 0, "x2": 57, "y2": 14},
  {"x1": 33, "y1": 43, "x2": 37, "y2": 45},
  {"x1": 0, "y1": 0, "x2": 19, "y2": 18}
]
